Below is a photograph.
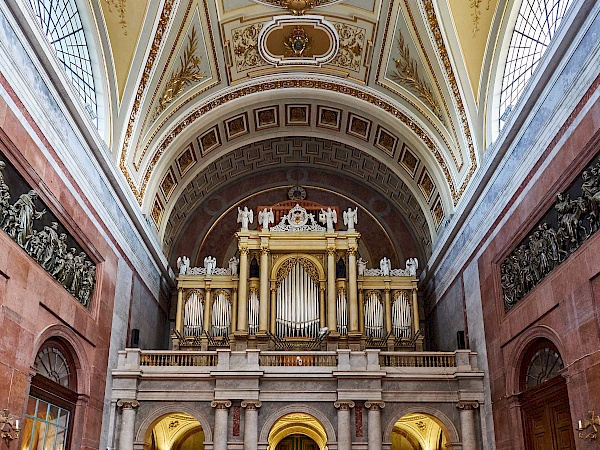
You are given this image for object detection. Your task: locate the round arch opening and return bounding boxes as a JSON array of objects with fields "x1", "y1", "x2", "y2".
[
  {"x1": 145, "y1": 413, "x2": 205, "y2": 450},
  {"x1": 268, "y1": 413, "x2": 327, "y2": 450},
  {"x1": 390, "y1": 413, "x2": 450, "y2": 450}
]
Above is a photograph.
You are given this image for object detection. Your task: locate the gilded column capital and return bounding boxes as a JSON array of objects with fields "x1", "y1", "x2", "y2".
[
  {"x1": 260, "y1": 247, "x2": 270, "y2": 255},
  {"x1": 456, "y1": 401, "x2": 479, "y2": 411},
  {"x1": 241, "y1": 400, "x2": 262, "y2": 410},
  {"x1": 347, "y1": 248, "x2": 357, "y2": 257},
  {"x1": 327, "y1": 247, "x2": 337, "y2": 257},
  {"x1": 211, "y1": 400, "x2": 232, "y2": 410},
  {"x1": 178, "y1": 287, "x2": 184, "y2": 293},
  {"x1": 240, "y1": 246, "x2": 250, "y2": 256},
  {"x1": 334, "y1": 400, "x2": 355, "y2": 410},
  {"x1": 364, "y1": 400, "x2": 385, "y2": 411},
  {"x1": 117, "y1": 400, "x2": 139, "y2": 410}
]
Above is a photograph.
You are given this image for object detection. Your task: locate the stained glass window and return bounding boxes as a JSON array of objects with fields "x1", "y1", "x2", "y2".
[
  {"x1": 29, "y1": 0, "x2": 98, "y2": 124},
  {"x1": 499, "y1": 0, "x2": 573, "y2": 126}
]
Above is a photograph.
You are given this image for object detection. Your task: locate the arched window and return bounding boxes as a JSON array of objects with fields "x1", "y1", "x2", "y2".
[
  {"x1": 23, "y1": 339, "x2": 79, "y2": 450},
  {"x1": 499, "y1": 0, "x2": 573, "y2": 128},
  {"x1": 520, "y1": 339, "x2": 564, "y2": 391},
  {"x1": 28, "y1": 0, "x2": 98, "y2": 125}
]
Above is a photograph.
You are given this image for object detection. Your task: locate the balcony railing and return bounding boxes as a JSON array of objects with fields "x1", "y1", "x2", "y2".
[{"x1": 117, "y1": 348, "x2": 477, "y2": 371}]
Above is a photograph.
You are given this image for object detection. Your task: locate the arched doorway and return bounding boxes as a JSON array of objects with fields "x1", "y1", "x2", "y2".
[
  {"x1": 146, "y1": 413, "x2": 205, "y2": 450},
  {"x1": 390, "y1": 413, "x2": 448, "y2": 450},
  {"x1": 519, "y1": 339, "x2": 575, "y2": 449},
  {"x1": 268, "y1": 413, "x2": 327, "y2": 450}
]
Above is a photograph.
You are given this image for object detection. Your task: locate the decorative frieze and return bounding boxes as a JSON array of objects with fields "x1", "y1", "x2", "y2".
[
  {"x1": 0, "y1": 159, "x2": 96, "y2": 307},
  {"x1": 501, "y1": 154, "x2": 600, "y2": 311}
]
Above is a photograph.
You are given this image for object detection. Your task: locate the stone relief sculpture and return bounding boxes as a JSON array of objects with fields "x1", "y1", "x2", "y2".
[
  {"x1": 258, "y1": 208, "x2": 274, "y2": 231},
  {"x1": 319, "y1": 207, "x2": 337, "y2": 232},
  {"x1": 501, "y1": 156, "x2": 600, "y2": 310},
  {"x1": 343, "y1": 207, "x2": 358, "y2": 231},
  {"x1": 237, "y1": 206, "x2": 254, "y2": 230},
  {"x1": 0, "y1": 160, "x2": 96, "y2": 307}
]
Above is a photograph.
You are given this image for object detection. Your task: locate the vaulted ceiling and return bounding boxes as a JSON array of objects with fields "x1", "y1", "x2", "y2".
[{"x1": 96, "y1": 0, "x2": 507, "y2": 264}]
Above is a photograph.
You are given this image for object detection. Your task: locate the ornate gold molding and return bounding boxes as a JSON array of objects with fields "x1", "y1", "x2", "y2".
[{"x1": 133, "y1": 79, "x2": 460, "y2": 207}]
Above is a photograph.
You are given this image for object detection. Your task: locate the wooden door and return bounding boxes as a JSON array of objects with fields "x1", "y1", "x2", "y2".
[{"x1": 520, "y1": 377, "x2": 575, "y2": 450}]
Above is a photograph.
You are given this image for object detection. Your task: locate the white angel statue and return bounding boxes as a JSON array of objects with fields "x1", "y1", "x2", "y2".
[
  {"x1": 258, "y1": 208, "x2": 274, "y2": 231},
  {"x1": 237, "y1": 206, "x2": 254, "y2": 230},
  {"x1": 406, "y1": 257, "x2": 419, "y2": 277},
  {"x1": 319, "y1": 207, "x2": 337, "y2": 232},
  {"x1": 380, "y1": 257, "x2": 391, "y2": 276},
  {"x1": 343, "y1": 207, "x2": 358, "y2": 231},
  {"x1": 176, "y1": 256, "x2": 190, "y2": 275}
]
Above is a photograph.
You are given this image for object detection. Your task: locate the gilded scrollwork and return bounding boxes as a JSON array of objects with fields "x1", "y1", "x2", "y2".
[
  {"x1": 156, "y1": 27, "x2": 205, "y2": 115},
  {"x1": 391, "y1": 33, "x2": 443, "y2": 121},
  {"x1": 277, "y1": 257, "x2": 320, "y2": 285},
  {"x1": 330, "y1": 23, "x2": 365, "y2": 72},
  {"x1": 0, "y1": 160, "x2": 96, "y2": 308},
  {"x1": 501, "y1": 156, "x2": 600, "y2": 310},
  {"x1": 232, "y1": 23, "x2": 266, "y2": 72}
]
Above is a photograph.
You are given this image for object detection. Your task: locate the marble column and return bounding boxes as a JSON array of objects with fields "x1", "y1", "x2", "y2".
[
  {"x1": 457, "y1": 402, "x2": 479, "y2": 450},
  {"x1": 347, "y1": 249, "x2": 359, "y2": 332},
  {"x1": 237, "y1": 247, "x2": 249, "y2": 332},
  {"x1": 175, "y1": 288, "x2": 184, "y2": 334},
  {"x1": 211, "y1": 400, "x2": 232, "y2": 450},
  {"x1": 334, "y1": 400, "x2": 355, "y2": 450},
  {"x1": 203, "y1": 288, "x2": 212, "y2": 335},
  {"x1": 259, "y1": 248, "x2": 270, "y2": 332},
  {"x1": 364, "y1": 401, "x2": 384, "y2": 450},
  {"x1": 241, "y1": 400, "x2": 262, "y2": 450},
  {"x1": 327, "y1": 248, "x2": 337, "y2": 330},
  {"x1": 117, "y1": 400, "x2": 139, "y2": 450}
]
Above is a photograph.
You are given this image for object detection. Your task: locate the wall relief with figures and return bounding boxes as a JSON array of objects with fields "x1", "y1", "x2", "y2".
[
  {"x1": 0, "y1": 156, "x2": 96, "y2": 308},
  {"x1": 501, "y1": 153, "x2": 600, "y2": 311}
]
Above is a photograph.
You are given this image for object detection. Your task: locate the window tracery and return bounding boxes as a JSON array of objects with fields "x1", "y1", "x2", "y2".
[
  {"x1": 499, "y1": 0, "x2": 573, "y2": 127},
  {"x1": 29, "y1": 0, "x2": 98, "y2": 125}
]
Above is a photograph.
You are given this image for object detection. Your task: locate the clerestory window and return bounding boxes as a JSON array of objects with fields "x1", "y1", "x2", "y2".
[
  {"x1": 28, "y1": 0, "x2": 98, "y2": 125},
  {"x1": 499, "y1": 0, "x2": 573, "y2": 127}
]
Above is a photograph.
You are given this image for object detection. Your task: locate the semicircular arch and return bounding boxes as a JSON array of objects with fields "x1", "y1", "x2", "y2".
[
  {"x1": 383, "y1": 405, "x2": 460, "y2": 445},
  {"x1": 134, "y1": 403, "x2": 213, "y2": 444},
  {"x1": 258, "y1": 404, "x2": 336, "y2": 445}
]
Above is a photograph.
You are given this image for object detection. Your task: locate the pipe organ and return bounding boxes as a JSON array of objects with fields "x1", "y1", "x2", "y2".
[{"x1": 174, "y1": 201, "x2": 422, "y2": 351}]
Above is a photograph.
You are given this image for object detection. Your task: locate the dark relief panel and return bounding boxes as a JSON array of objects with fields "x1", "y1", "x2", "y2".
[
  {"x1": 0, "y1": 156, "x2": 96, "y2": 307},
  {"x1": 501, "y1": 153, "x2": 600, "y2": 311}
]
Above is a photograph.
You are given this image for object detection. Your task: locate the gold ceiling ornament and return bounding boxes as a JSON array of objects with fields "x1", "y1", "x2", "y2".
[
  {"x1": 391, "y1": 33, "x2": 443, "y2": 121},
  {"x1": 282, "y1": 0, "x2": 315, "y2": 15},
  {"x1": 156, "y1": 27, "x2": 205, "y2": 115},
  {"x1": 284, "y1": 26, "x2": 312, "y2": 56},
  {"x1": 105, "y1": 0, "x2": 127, "y2": 35},
  {"x1": 469, "y1": 0, "x2": 491, "y2": 36}
]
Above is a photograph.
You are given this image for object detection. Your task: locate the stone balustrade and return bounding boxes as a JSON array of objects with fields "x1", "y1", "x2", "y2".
[{"x1": 116, "y1": 348, "x2": 476, "y2": 371}]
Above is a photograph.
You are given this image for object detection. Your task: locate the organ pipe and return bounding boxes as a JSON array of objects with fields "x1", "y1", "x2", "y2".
[
  {"x1": 184, "y1": 292, "x2": 204, "y2": 337},
  {"x1": 212, "y1": 291, "x2": 231, "y2": 337},
  {"x1": 392, "y1": 291, "x2": 412, "y2": 338}
]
